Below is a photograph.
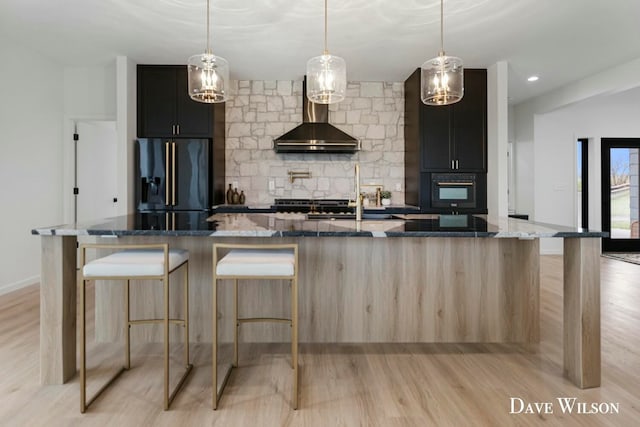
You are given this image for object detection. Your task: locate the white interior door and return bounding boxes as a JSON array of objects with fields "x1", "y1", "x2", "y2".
[{"x1": 76, "y1": 120, "x2": 118, "y2": 222}]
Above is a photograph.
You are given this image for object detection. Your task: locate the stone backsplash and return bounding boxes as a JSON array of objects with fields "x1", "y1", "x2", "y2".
[{"x1": 225, "y1": 80, "x2": 405, "y2": 205}]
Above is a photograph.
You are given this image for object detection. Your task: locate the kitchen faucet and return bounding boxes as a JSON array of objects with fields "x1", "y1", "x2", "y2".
[{"x1": 354, "y1": 163, "x2": 362, "y2": 222}]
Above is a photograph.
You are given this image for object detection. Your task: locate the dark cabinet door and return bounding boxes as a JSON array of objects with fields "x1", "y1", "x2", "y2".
[
  {"x1": 138, "y1": 67, "x2": 177, "y2": 137},
  {"x1": 421, "y1": 104, "x2": 452, "y2": 171},
  {"x1": 174, "y1": 67, "x2": 213, "y2": 138},
  {"x1": 452, "y1": 69, "x2": 487, "y2": 171},
  {"x1": 419, "y1": 68, "x2": 487, "y2": 172},
  {"x1": 137, "y1": 65, "x2": 213, "y2": 138}
]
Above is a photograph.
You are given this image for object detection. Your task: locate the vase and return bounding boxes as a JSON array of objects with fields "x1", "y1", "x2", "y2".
[{"x1": 226, "y1": 184, "x2": 233, "y2": 204}]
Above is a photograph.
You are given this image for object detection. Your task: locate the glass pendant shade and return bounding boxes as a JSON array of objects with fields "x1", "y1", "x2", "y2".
[
  {"x1": 188, "y1": 52, "x2": 229, "y2": 103},
  {"x1": 421, "y1": 54, "x2": 463, "y2": 105},
  {"x1": 306, "y1": 53, "x2": 346, "y2": 104},
  {"x1": 420, "y1": 0, "x2": 463, "y2": 106}
]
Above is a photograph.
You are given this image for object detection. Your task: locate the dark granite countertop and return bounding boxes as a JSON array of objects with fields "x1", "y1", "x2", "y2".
[{"x1": 32, "y1": 212, "x2": 607, "y2": 238}]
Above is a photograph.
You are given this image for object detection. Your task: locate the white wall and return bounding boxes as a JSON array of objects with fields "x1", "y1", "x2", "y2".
[
  {"x1": 517, "y1": 85, "x2": 640, "y2": 253},
  {"x1": 116, "y1": 56, "x2": 137, "y2": 215},
  {"x1": 486, "y1": 62, "x2": 509, "y2": 218},
  {"x1": 61, "y1": 64, "x2": 117, "y2": 222},
  {"x1": 0, "y1": 38, "x2": 64, "y2": 294},
  {"x1": 513, "y1": 101, "x2": 536, "y2": 218}
]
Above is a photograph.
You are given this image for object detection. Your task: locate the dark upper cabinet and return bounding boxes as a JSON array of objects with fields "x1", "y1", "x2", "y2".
[
  {"x1": 451, "y1": 69, "x2": 487, "y2": 171},
  {"x1": 137, "y1": 65, "x2": 214, "y2": 138},
  {"x1": 421, "y1": 102, "x2": 452, "y2": 170},
  {"x1": 408, "y1": 68, "x2": 487, "y2": 173}
]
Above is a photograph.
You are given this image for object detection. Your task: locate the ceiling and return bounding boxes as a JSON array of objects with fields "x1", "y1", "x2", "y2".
[{"x1": 2, "y1": 0, "x2": 640, "y2": 104}]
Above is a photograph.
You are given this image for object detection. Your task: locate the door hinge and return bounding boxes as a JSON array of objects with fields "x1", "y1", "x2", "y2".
[
  {"x1": 73, "y1": 187, "x2": 79, "y2": 195},
  {"x1": 73, "y1": 133, "x2": 79, "y2": 141}
]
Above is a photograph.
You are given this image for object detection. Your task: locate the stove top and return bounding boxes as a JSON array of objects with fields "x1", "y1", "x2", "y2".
[{"x1": 272, "y1": 198, "x2": 353, "y2": 213}]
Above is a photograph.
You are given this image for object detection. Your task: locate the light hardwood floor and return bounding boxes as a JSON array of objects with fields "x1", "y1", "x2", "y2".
[{"x1": 0, "y1": 256, "x2": 638, "y2": 426}]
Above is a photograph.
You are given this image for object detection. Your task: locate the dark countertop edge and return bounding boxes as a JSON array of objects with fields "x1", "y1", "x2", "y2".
[
  {"x1": 31, "y1": 212, "x2": 609, "y2": 239},
  {"x1": 31, "y1": 229, "x2": 608, "y2": 238}
]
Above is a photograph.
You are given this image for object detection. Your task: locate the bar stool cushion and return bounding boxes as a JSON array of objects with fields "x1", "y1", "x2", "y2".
[
  {"x1": 83, "y1": 249, "x2": 189, "y2": 278},
  {"x1": 216, "y1": 249, "x2": 295, "y2": 277}
]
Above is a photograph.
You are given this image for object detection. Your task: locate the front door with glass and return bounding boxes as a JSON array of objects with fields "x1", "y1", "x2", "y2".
[{"x1": 601, "y1": 138, "x2": 640, "y2": 252}]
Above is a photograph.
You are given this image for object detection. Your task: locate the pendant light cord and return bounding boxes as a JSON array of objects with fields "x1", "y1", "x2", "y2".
[
  {"x1": 323, "y1": 0, "x2": 328, "y2": 55},
  {"x1": 206, "y1": 0, "x2": 211, "y2": 54},
  {"x1": 439, "y1": 0, "x2": 444, "y2": 56}
]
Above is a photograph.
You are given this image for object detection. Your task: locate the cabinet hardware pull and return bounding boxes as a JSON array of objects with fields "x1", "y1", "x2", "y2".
[
  {"x1": 176, "y1": 124, "x2": 180, "y2": 135},
  {"x1": 456, "y1": 160, "x2": 459, "y2": 169},
  {"x1": 438, "y1": 182, "x2": 474, "y2": 186},
  {"x1": 172, "y1": 142, "x2": 176, "y2": 205},
  {"x1": 451, "y1": 160, "x2": 454, "y2": 169},
  {"x1": 165, "y1": 142, "x2": 170, "y2": 205}
]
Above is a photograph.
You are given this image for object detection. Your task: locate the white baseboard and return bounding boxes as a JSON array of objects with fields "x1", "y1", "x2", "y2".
[{"x1": 0, "y1": 276, "x2": 39, "y2": 296}]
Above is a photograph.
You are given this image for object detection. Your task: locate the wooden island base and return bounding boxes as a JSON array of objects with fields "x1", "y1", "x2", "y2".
[
  {"x1": 91, "y1": 236, "x2": 540, "y2": 345},
  {"x1": 38, "y1": 229, "x2": 600, "y2": 389}
]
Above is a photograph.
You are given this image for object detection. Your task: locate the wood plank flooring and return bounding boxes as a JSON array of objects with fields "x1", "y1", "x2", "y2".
[{"x1": 0, "y1": 256, "x2": 638, "y2": 426}]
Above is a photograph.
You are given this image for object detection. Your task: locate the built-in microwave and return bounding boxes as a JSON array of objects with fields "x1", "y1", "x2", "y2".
[{"x1": 431, "y1": 173, "x2": 477, "y2": 209}]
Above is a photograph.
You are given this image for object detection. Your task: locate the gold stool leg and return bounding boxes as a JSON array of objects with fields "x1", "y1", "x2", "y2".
[
  {"x1": 233, "y1": 279, "x2": 239, "y2": 368},
  {"x1": 212, "y1": 272, "x2": 218, "y2": 409},
  {"x1": 163, "y1": 274, "x2": 170, "y2": 410},
  {"x1": 125, "y1": 280, "x2": 130, "y2": 369},
  {"x1": 184, "y1": 262, "x2": 189, "y2": 367},
  {"x1": 292, "y1": 277, "x2": 299, "y2": 410},
  {"x1": 164, "y1": 261, "x2": 193, "y2": 409},
  {"x1": 80, "y1": 278, "x2": 87, "y2": 413}
]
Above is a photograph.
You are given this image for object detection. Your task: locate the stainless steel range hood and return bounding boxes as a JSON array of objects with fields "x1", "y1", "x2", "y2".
[{"x1": 273, "y1": 76, "x2": 360, "y2": 153}]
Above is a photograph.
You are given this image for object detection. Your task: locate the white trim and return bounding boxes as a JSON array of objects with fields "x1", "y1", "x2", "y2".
[{"x1": 0, "y1": 276, "x2": 39, "y2": 296}]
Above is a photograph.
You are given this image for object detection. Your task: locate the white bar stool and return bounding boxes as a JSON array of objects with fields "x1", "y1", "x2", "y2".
[
  {"x1": 79, "y1": 243, "x2": 193, "y2": 412},
  {"x1": 212, "y1": 243, "x2": 299, "y2": 410}
]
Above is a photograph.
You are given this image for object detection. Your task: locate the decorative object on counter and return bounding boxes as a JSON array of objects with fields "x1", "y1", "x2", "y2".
[
  {"x1": 421, "y1": 0, "x2": 464, "y2": 106},
  {"x1": 224, "y1": 186, "x2": 246, "y2": 205},
  {"x1": 288, "y1": 170, "x2": 312, "y2": 183},
  {"x1": 187, "y1": 0, "x2": 229, "y2": 103},
  {"x1": 381, "y1": 190, "x2": 392, "y2": 206},
  {"x1": 212, "y1": 243, "x2": 299, "y2": 409},
  {"x1": 226, "y1": 184, "x2": 234, "y2": 204},
  {"x1": 306, "y1": 0, "x2": 346, "y2": 104}
]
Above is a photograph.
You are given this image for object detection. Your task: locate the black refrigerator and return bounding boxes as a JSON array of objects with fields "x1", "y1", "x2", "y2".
[{"x1": 135, "y1": 138, "x2": 213, "y2": 230}]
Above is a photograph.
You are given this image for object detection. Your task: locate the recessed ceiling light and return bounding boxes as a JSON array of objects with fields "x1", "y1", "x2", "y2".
[{"x1": 527, "y1": 76, "x2": 539, "y2": 82}]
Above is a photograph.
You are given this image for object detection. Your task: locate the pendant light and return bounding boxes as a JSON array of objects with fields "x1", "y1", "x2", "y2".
[
  {"x1": 306, "y1": 0, "x2": 346, "y2": 104},
  {"x1": 188, "y1": 0, "x2": 229, "y2": 103},
  {"x1": 421, "y1": 0, "x2": 463, "y2": 105}
]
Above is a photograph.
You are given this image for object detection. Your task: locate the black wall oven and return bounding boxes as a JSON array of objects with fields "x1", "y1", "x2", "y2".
[{"x1": 420, "y1": 172, "x2": 487, "y2": 213}]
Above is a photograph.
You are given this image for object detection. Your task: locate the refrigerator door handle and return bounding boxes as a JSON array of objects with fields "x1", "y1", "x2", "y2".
[
  {"x1": 172, "y1": 142, "x2": 176, "y2": 206},
  {"x1": 165, "y1": 142, "x2": 170, "y2": 206}
]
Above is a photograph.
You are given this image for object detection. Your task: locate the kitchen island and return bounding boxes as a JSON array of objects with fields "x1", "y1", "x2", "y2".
[{"x1": 33, "y1": 212, "x2": 605, "y2": 390}]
